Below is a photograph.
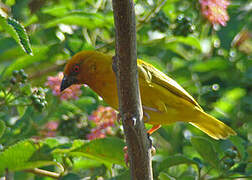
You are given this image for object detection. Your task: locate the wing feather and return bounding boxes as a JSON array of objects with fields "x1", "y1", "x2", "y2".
[{"x1": 137, "y1": 59, "x2": 202, "y2": 110}]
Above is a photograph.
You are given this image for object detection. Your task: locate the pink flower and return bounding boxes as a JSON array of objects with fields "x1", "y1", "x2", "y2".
[
  {"x1": 86, "y1": 128, "x2": 106, "y2": 140},
  {"x1": 45, "y1": 121, "x2": 59, "y2": 131},
  {"x1": 40, "y1": 121, "x2": 59, "y2": 137},
  {"x1": 46, "y1": 72, "x2": 82, "y2": 100},
  {"x1": 199, "y1": 0, "x2": 230, "y2": 26},
  {"x1": 87, "y1": 106, "x2": 117, "y2": 140}
]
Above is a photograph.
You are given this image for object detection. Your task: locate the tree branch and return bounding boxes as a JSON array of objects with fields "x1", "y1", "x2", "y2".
[{"x1": 112, "y1": 0, "x2": 153, "y2": 179}]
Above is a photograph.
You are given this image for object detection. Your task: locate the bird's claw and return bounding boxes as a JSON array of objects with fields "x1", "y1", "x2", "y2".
[
  {"x1": 117, "y1": 112, "x2": 122, "y2": 124},
  {"x1": 123, "y1": 146, "x2": 130, "y2": 167}
]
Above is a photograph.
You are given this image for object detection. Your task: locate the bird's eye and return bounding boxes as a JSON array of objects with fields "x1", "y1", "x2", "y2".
[{"x1": 73, "y1": 64, "x2": 80, "y2": 73}]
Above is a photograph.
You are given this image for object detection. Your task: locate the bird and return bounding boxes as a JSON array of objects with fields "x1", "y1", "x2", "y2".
[{"x1": 60, "y1": 50, "x2": 236, "y2": 140}]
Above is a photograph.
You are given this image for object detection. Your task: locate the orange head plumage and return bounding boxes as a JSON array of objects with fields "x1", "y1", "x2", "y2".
[{"x1": 60, "y1": 50, "x2": 113, "y2": 92}]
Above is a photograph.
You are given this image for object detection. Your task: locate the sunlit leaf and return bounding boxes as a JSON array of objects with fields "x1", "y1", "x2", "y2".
[
  {"x1": 68, "y1": 137, "x2": 125, "y2": 166},
  {"x1": 44, "y1": 12, "x2": 113, "y2": 29},
  {"x1": 7, "y1": 18, "x2": 32, "y2": 55},
  {"x1": 0, "y1": 15, "x2": 32, "y2": 55},
  {"x1": 191, "y1": 57, "x2": 229, "y2": 72},
  {"x1": 0, "y1": 139, "x2": 60, "y2": 173},
  {"x1": 213, "y1": 88, "x2": 246, "y2": 114}
]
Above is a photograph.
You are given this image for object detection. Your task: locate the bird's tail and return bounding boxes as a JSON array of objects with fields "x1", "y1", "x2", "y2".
[{"x1": 190, "y1": 111, "x2": 236, "y2": 140}]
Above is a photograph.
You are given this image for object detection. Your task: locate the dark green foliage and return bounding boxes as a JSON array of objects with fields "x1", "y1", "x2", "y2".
[
  {"x1": 150, "y1": 11, "x2": 170, "y2": 32},
  {"x1": 173, "y1": 15, "x2": 195, "y2": 37}
]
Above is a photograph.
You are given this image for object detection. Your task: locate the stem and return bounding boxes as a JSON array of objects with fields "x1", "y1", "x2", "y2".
[
  {"x1": 112, "y1": 0, "x2": 153, "y2": 179},
  {"x1": 25, "y1": 168, "x2": 61, "y2": 179},
  {"x1": 136, "y1": 0, "x2": 167, "y2": 31},
  {"x1": 5, "y1": 168, "x2": 10, "y2": 180},
  {"x1": 29, "y1": 63, "x2": 64, "y2": 80}
]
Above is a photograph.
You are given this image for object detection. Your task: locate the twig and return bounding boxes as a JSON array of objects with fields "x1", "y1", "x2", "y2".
[
  {"x1": 5, "y1": 168, "x2": 10, "y2": 180},
  {"x1": 29, "y1": 63, "x2": 64, "y2": 80},
  {"x1": 136, "y1": 0, "x2": 167, "y2": 31},
  {"x1": 112, "y1": 0, "x2": 153, "y2": 179},
  {"x1": 25, "y1": 168, "x2": 61, "y2": 179}
]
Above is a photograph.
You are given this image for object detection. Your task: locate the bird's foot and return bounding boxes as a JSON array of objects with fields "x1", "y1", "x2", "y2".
[
  {"x1": 123, "y1": 146, "x2": 130, "y2": 167},
  {"x1": 147, "y1": 124, "x2": 161, "y2": 135},
  {"x1": 117, "y1": 112, "x2": 122, "y2": 124}
]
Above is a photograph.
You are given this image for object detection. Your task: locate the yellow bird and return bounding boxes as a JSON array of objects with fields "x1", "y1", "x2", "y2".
[{"x1": 60, "y1": 50, "x2": 236, "y2": 139}]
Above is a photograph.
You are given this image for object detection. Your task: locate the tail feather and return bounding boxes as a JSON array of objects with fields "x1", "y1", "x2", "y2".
[{"x1": 190, "y1": 111, "x2": 236, "y2": 140}]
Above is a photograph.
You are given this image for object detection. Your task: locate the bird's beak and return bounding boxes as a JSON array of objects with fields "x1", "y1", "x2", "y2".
[{"x1": 60, "y1": 75, "x2": 78, "y2": 92}]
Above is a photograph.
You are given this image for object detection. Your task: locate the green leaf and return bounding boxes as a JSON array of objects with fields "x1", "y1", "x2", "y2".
[
  {"x1": 73, "y1": 157, "x2": 103, "y2": 170},
  {"x1": 68, "y1": 137, "x2": 125, "y2": 166},
  {"x1": 213, "y1": 88, "x2": 246, "y2": 114},
  {"x1": 171, "y1": 36, "x2": 202, "y2": 51},
  {"x1": 44, "y1": 12, "x2": 113, "y2": 29},
  {"x1": 158, "y1": 172, "x2": 175, "y2": 180},
  {"x1": 156, "y1": 154, "x2": 199, "y2": 172},
  {"x1": 42, "y1": 5, "x2": 69, "y2": 17},
  {"x1": 5, "y1": 0, "x2": 16, "y2": 6},
  {"x1": 165, "y1": 43, "x2": 192, "y2": 60},
  {"x1": 4, "y1": 46, "x2": 49, "y2": 76},
  {"x1": 0, "y1": 139, "x2": 60, "y2": 173},
  {"x1": 110, "y1": 170, "x2": 130, "y2": 180},
  {"x1": 191, "y1": 136, "x2": 219, "y2": 169},
  {"x1": 7, "y1": 18, "x2": 32, "y2": 55},
  {"x1": 0, "y1": 15, "x2": 32, "y2": 55},
  {"x1": 0, "y1": 120, "x2": 6, "y2": 139},
  {"x1": 191, "y1": 57, "x2": 229, "y2": 72}
]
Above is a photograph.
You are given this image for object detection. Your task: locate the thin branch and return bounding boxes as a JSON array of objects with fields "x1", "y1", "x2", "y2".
[
  {"x1": 136, "y1": 0, "x2": 167, "y2": 31},
  {"x1": 29, "y1": 63, "x2": 64, "y2": 80},
  {"x1": 25, "y1": 168, "x2": 61, "y2": 179},
  {"x1": 112, "y1": 0, "x2": 153, "y2": 179}
]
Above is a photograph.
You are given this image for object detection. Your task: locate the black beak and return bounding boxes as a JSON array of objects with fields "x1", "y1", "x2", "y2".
[{"x1": 60, "y1": 75, "x2": 77, "y2": 92}]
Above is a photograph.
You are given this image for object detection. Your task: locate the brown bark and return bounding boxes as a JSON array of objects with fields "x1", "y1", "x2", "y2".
[{"x1": 112, "y1": 0, "x2": 153, "y2": 179}]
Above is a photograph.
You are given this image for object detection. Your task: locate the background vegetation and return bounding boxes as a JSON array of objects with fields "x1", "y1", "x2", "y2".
[{"x1": 0, "y1": 0, "x2": 251, "y2": 179}]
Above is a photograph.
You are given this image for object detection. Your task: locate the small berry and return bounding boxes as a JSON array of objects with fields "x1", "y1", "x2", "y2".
[
  {"x1": 12, "y1": 70, "x2": 19, "y2": 77},
  {"x1": 173, "y1": 15, "x2": 195, "y2": 36},
  {"x1": 223, "y1": 158, "x2": 235, "y2": 167},
  {"x1": 10, "y1": 77, "x2": 17, "y2": 84},
  {"x1": 150, "y1": 11, "x2": 170, "y2": 32},
  {"x1": 30, "y1": 94, "x2": 38, "y2": 101},
  {"x1": 225, "y1": 149, "x2": 237, "y2": 159},
  {"x1": 34, "y1": 98, "x2": 41, "y2": 105}
]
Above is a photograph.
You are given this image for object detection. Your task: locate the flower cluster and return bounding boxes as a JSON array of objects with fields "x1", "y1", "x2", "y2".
[
  {"x1": 199, "y1": 0, "x2": 230, "y2": 26},
  {"x1": 87, "y1": 106, "x2": 117, "y2": 140},
  {"x1": 46, "y1": 72, "x2": 82, "y2": 100}
]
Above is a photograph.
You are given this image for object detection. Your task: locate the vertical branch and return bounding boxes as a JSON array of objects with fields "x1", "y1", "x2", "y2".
[{"x1": 112, "y1": 0, "x2": 153, "y2": 179}]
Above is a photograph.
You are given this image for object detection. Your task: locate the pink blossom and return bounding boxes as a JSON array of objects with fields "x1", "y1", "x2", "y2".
[
  {"x1": 199, "y1": 0, "x2": 230, "y2": 26},
  {"x1": 45, "y1": 121, "x2": 59, "y2": 131},
  {"x1": 86, "y1": 128, "x2": 106, "y2": 140},
  {"x1": 40, "y1": 121, "x2": 59, "y2": 137},
  {"x1": 46, "y1": 72, "x2": 82, "y2": 100},
  {"x1": 87, "y1": 106, "x2": 117, "y2": 140}
]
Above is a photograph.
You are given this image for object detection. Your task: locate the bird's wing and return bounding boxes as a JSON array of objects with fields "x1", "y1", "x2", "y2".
[{"x1": 137, "y1": 59, "x2": 202, "y2": 110}]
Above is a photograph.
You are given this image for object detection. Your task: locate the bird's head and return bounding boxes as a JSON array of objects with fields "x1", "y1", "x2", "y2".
[{"x1": 60, "y1": 50, "x2": 96, "y2": 92}]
